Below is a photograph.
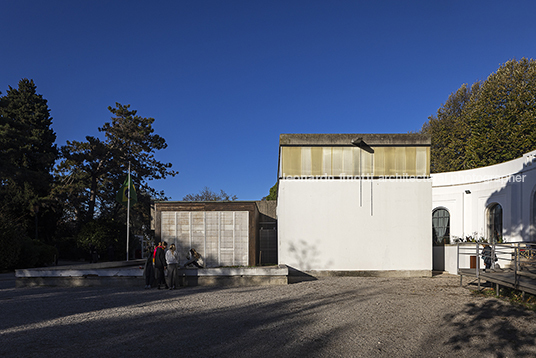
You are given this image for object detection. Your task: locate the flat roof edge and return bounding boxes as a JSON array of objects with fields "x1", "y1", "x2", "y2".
[{"x1": 279, "y1": 133, "x2": 431, "y2": 146}]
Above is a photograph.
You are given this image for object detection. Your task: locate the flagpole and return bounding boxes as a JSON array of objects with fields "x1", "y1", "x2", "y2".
[{"x1": 126, "y1": 161, "x2": 131, "y2": 261}]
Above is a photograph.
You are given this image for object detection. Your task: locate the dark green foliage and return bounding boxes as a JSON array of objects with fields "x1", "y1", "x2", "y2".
[
  {"x1": 421, "y1": 83, "x2": 479, "y2": 172},
  {"x1": 263, "y1": 182, "x2": 278, "y2": 201},
  {"x1": 0, "y1": 213, "x2": 59, "y2": 269},
  {"x1": 76, "y1": 218, "x2": 124, "y2": 261},
  {"x1": 54, "y1": 103, "x2": 177, "y2": 256},
  {"x1": 34, "y1": 241, "x2": 59, "y2": 267},
  {"x1": 55, "y1": 103, "x2": 177, "y2": 224},
  {"x1": 422, "y1": 58, "x2": 536, "y2": 172},
  {"x1": 0, "y1": 79, "x2": 58, "y2": 269},
  {"x1": 465, "y1": 58, "x2": 536, "y2": 168},
  {"x1": 182, "y1": 186, "x2": 238, "y2": 201},
  {"x1": 0, "y1": 80, "x2": 177, "y2": 266},
  {"x1": 0, "y1": 211, "x2": 26, "y2": 271},
  {"x1": 14, "y1": 238, "x2": 58, "y2": 268},
  {"x1": 0, "y1": 79, "x2": 57, "y2": 197}
]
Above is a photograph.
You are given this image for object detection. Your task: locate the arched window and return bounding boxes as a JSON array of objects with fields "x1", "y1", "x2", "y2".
[
  {"x1": 432, "y1": 208, "x2": 450, "y2": 245},
  {"x1": 487, "y1": 203, "x2": 503, "y2": 243}
]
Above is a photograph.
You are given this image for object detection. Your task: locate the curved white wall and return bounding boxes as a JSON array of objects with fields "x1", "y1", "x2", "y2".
[{"x1": 432, "y1": 150, "x2": 536, "y2": 243}]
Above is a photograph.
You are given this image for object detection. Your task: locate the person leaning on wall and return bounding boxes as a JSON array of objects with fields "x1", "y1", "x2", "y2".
[{"x1": 183, "y1": 248, "x2": 204, "y2": 268}]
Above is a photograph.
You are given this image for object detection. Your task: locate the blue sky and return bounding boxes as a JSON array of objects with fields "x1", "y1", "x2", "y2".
[{"x1": 1, "y1": 1, "x2": 535, "y2": 201}]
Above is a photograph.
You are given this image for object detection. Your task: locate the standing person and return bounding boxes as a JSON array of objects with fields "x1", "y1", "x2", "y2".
[
  {"x1": 143, "y1": 244, "x2": 155, "y2": 289},
  {"x1": 165, "y1": 243, "x2": 180, "y2": 290},
  {"x1": 154, "y1": 241, "x2": 168, "y2": 290},
  {"x1": 482, "y1": 244, "x2": 492, "y2": 271}
]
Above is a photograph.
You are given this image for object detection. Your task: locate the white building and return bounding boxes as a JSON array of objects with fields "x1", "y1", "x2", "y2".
[
  {"x1": 276, "y1": 134, "x2": 432, "y2": 277},
  {"x1": 432, "y1": 149, "x2": 536, "y2": 272}
]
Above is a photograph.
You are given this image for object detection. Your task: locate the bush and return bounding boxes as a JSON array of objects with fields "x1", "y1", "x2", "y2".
[
  {"x1": 34, "y1": 241, "x2": 59, "y2": 267},
  {"x1": 16, "y1": 236, "x2": 40, "y2": 268},
  {"x1": 8, "y1": 237, "x2": 60, "y2": 269},
  {"x1": 0, "y1": 215, "x2": 26, "y2": 271},
  {"x1": 76, "y1": 219, "x2": 124, "y2": 261}
]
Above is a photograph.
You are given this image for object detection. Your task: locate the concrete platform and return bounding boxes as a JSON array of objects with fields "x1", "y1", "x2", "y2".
[{"x1": 15, "y1": 260, "x2": 290, "y2": 287}]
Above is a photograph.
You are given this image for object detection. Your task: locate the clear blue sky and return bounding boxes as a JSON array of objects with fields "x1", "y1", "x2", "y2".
[{"x1": 1, "y1": 1, "x2": 535, "y2": 201}]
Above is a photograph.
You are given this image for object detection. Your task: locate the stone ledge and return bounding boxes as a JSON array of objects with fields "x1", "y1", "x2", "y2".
[
  {"x1": 295, "y1": 269, "x2": 432, "y2": 278},
  {"x1": 15, "y1": 263, "x2": 290, "y2": 287}
]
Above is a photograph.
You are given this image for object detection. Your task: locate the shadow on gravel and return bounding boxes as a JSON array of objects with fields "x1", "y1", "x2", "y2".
[
  {"x1": 0, "y1": 282, "x2": 378, "y2": 358},
  {"x1": 436, "y1": 299, "x2": 536, "y2": 357}
]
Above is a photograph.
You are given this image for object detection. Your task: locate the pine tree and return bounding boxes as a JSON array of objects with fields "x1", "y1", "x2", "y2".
[
  {"x1": 55, "y1": 103, "x2": 178, "y2": 226},
  {"x1": 0, "y1": 79, "x2": 57, "y2": 197}
]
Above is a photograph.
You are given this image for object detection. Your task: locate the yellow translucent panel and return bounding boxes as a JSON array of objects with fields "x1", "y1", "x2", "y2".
[
  {"x1": 281, "y1": 146, "x2": 430, "y2": 177},
  {"x1": 331, "y1": 147, "x2": 343, "y2": 176},
  {"x1": 395, "y1": 147, "x2": 406, "y2": 174},
  {"x1": 362, "y1": 150, "x2": 374, "y2": 176},
  {"x1": 374, "y1": 147, "x2": 396, "y2": 176},
  {"x1": 341, "y1": 147, "x2": 353, "y2": 175},
  {"x1": 416, "y1": 147, "x2": 430, "y2": 176},
  {"x1": 301, "y1": 147, "x2": 312, "y2": 175},
  {"x1": 281, "y1": 147, "x2": 301, "y2": 176},
  {"x1": 405, "y1": 147, "x2": 416, "y2": 174},
  {"x1": 373, "y1": 147, "x2": 429, "y2": 176},
  {"x1": 311, "y1": 147, "x2": 323, "y2": 176},
  {"x1": 351, "y1": 147, "x2": 361, "y2": 175},
  {"x1": 322, "y1": 148, "x2": 331, "y2": 175}
]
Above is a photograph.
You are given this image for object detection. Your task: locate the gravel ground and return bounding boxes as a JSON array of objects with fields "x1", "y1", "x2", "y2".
[{"x1": 1, "y1": 274, "x2": 535, "y2": 358}]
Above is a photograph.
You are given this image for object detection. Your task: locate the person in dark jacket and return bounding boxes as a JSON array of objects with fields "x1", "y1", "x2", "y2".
[
  {"x1": 154, "y1": 241, "x2": 168, "y2": 289},
  {"x1": 143, "y1": 244, "x2": 155, "y2": 289}
]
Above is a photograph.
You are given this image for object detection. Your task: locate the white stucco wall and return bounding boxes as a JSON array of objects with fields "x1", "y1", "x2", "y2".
[
  {"x1": 431, "y1": 150, "x2": 536, "y2": 272},
  {"x1": 432, "y1": 150, "x2": 536, "y2": 244},
  {"x1": 277, "y1": 179, "x2": 432, "y2": 272}
]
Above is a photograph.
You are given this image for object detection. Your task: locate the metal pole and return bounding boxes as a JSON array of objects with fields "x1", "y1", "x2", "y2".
[
  {"x1": 491, "y1": 243, "x2": 495, "y2": 270},
  {"x1": 514, "y1": 243, "x2": 518, "y2": 288},
  {"x1": 476, "y1": 243, "x2": 480, "y2": 290},
  {"x1": 126, "y1": 162, "x2": 131, "y2": 262},
  {"x1": 457, "y1": 243, "x2": 462, "y2": 286}
]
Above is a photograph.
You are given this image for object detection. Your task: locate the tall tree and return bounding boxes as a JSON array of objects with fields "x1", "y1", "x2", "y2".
[
  {"x1": 55, "y1": 103, "x2": 178, "y2": 228},
  {"x1": 53, "y1": 136, "x2": 110, "y2": 224},
  {"x1": 0, "y1": 79, "x2": 58, "y2": 269},
  {"x1": 0, "y1": 79, "x2": 57, "y2": 199},
  {"x1": 465, "y1": 58, "x2": 536, "y2": 168},
  {"x1": 0, "y1": 79, "x2": 57, "y2": 233},
  {"x1": 422, "y1": 58, "x2": 536, "y2": 172},
  {"x1": 421, "y1": 83, "x2": 479, "y2": 172},
  {"x1": 182, "y1": 186, "x2": 238, "y2": 201}
]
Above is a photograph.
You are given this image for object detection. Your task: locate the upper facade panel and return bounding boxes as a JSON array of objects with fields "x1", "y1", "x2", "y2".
[{"x1": 279, "y1": 133, "x2": 431, "y2": 178}]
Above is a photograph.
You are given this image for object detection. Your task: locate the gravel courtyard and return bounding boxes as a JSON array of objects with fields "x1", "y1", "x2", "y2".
[{"x1": 1, "y1": 274, "x2": 535, "y2": 358}]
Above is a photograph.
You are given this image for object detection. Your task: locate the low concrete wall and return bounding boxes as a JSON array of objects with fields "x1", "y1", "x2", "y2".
[
  {"x1": 298, "y1": 270, "x2": 431, "y2": 278},
  {"x1": 15, "y1": 261, "x2": 289, "y2": 287}
]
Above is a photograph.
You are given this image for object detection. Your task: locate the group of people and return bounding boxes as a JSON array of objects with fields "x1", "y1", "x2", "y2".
[{"x1": 143, "y1": 241, "x2": 204, "y2": 290}]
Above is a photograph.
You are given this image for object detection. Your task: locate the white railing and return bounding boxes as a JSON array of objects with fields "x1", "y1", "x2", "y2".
[{"x1": 457, "y1": 241, "x2": 536, "y2": 288}]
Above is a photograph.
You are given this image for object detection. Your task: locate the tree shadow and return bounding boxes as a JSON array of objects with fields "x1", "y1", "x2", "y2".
[
  {"x1": 288, "y1": 239, "x2": 333, "y2": 271},
  {"x1": 0, "y1": 281, "x2": 376, "y2": 358},
  {"x1": 437, "y1": 299, "x2": 536, "y2": 357}
]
